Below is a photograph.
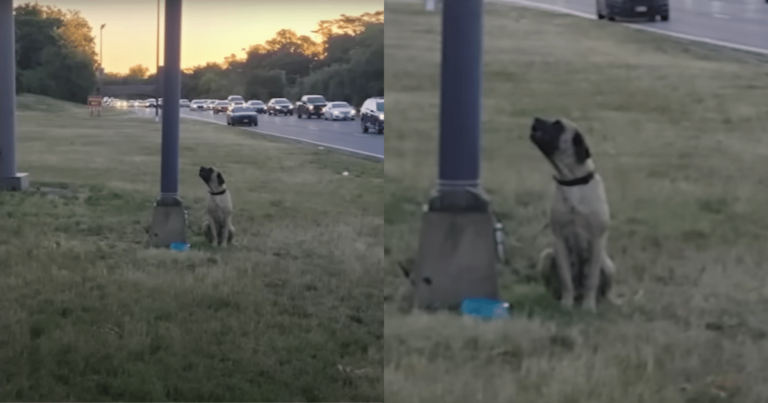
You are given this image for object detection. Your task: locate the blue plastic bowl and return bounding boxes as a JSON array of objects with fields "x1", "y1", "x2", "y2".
[
  {"x1": 461, "y1": 298, "x2": 511, "y2": 319},
  {"x1": 169, "y1": 242, "x2": 190, "y2": 252}
]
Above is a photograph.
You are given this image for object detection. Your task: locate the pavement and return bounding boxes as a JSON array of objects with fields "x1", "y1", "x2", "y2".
[
  {"x1": 497, "y1": 0, "x2": 768, "y2": 54},
  {"x1": 389, "y1": 0, "x2": 768, "y2": 55},
  {"x1": 130, "y1": 107, "x2": 384, "y2": 160}
]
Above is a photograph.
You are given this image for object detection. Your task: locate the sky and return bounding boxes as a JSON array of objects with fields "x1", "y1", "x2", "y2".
[{"x1": 13, "y1": 0, "x2": 383, "y2": 74}]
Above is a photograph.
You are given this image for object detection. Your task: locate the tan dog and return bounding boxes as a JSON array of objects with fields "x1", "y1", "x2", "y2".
[
  {"x1": 198, "y1": 166, "x2": 234, "y2": 247},
  {"x1": 529, "y1": 117, "x2": 615, "y2": 312}
]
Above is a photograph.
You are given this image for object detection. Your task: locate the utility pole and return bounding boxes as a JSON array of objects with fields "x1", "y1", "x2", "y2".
[
  {"x1": 0, "y1": 0, "x2": 28, "y2": 191},
  {"x1": 98, "y1": 23, "x2": 105, "y2": 95},
  {"x1": 147, "y1": 0, "x2": 185, "y2": 247},
  {"x1": 410, "y1": 0, "x2": 498, "y2": 310},
  {"x1": 155, "y1": 0, "x2": 160, "y2": 122}
]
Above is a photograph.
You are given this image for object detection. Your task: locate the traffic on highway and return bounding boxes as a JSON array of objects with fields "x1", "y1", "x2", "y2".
[
  {"x1": 502, "y1": 0, "x2": 768, "y2": 54},
  {"x1": 104, "y1": 94, "x2": 385, "y2": 160}
]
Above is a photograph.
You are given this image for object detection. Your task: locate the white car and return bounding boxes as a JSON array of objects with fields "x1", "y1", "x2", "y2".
[
  {"x1": 180, "y1": 99, "x2": 190, "y2": 108},
  {"x1": 230, "y1": 101, "x2": 245, "y2": 109},
  {"x1": 323, "y1": 101, "x2": 356, "y2": 121},
  {"x1": 189, "y1": 100, "x2": 206, "y2": 111}
]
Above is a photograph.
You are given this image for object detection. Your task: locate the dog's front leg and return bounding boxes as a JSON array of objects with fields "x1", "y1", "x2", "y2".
[
  {"x1": 209, "y1": 221, "x2": 220, "y2": 246},
  {"x1": 552, "y1": 237, "x2": 575, "y2": 309},
  {"x1": 219, "y1": 219, "x2": 231, "y2": 248},
  {"x1": 582, "y1": 236, "x2": 607, "y2": 312}
]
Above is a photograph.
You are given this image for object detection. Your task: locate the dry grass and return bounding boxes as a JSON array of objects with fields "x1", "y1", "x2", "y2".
[
  {"x1": 0, "y1": 94, "x2": 383, "y2": 402},
  {"x1": 384, "y1": 3, "x2": 768, "y2": 402}
]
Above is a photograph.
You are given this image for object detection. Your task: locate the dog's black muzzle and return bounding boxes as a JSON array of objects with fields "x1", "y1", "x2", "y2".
[{"x1": 198, "y1": 166, "x2": 213, "y2": 182}]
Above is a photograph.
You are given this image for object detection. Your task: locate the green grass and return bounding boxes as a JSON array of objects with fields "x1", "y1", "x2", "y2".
[
  {"x1": 385, "y1": 3, "x2": 768, "y2": 402},
  {"x1": 1, "y1": 94, "x2": 383, "y2": 402}
]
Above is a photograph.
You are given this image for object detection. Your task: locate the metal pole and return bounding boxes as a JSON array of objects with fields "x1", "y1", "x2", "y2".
[
  {"x1": 438, "y1": 0, "x2": 482, "y2": 192},
  {"x1": 155, "y1": 0, "x2": 160, "y2": 121},
  {"x1": 146, "y1": 0, "x2": 185, "y2": 247},
  {"x1": 98, "y1": 24, "x2": 104, "y2": 95},
  {"x1": 0, "y1": 0, "x2": 18, "y2": 183},
  {"x1": 100, "y1": 25, "x2": 104, "y2": 68},
  {"x1": 410, "y1": 0, "x2": 497, "y2": 311},
  {"x1": 159, "y1": 0, "x2": 181, "y2": 202}
]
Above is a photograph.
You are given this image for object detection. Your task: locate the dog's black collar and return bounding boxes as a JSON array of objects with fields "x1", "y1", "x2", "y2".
[
  {"x1": 554, "y1": 172, "x2": 595, "y2": 187},
  {"x1": 209, "y1": 189, "x2": 227, "y2": 196}
]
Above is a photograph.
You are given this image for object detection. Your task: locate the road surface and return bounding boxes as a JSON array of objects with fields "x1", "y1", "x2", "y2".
[
  {"x1": 499, "y1": 0, "x2": 768, "y2": 54},
  {"x1": 388, "y1": 0, "x2": 768, "y2": 54},
  {"x1": 132, "y1": 107, "x2": 384, "y2": 160}
]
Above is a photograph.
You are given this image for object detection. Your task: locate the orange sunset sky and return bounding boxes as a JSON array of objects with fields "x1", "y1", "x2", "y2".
[{"x1": 13, "y1": 0, "x2": 383, "y2": 74}]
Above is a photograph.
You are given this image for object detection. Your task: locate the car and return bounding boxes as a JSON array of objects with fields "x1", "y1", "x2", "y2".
[
  {"x1": 128, "y1": 100, "x2": 136, "y2": 107},
  {"x1": 180, "y1": 99, "x2": 190, "y2": 108},
  {"x1": 190, "y1": 100, "x2": 206, "y2": 111},
  {"x1": 226, "y1": 106, "x2": 259, "y2": 127},
  {"x1": 213, "y1": 100, "x2": 230, "y2": 114},
  {"x1": 323, "y1": 101, "x2": 356, "y2": 121},
  {"x1": 205, "y1": 100, "x2": 217, "y2": 110},
  {"x1": 596, "y1": 0, "x2": 669, "y2": 21},
  {"x1": 245, "y1": 100, "x2": 266, "y2": 114},
  {"x1": 296, "y1": 94, "x2": 328, "y2": 119},
  {"x1": 266, "y1": 98, "x2": 294, "y2": 116},
  {"x1": 360, "y1": 96, "x2": 384, "y2": 134},
  {"x1": 230, "y1": 101, "x2": 245, "y2": 109},
  {"x1": 146, "y1": 99, "x2": 157, "y2": 108},
  {"x1": 227, "y1": 95, "x2": 245, "y2": 104}
]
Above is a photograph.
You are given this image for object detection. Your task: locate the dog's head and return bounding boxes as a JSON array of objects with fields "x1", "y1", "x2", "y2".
[
  {"x1": 198, "y1": 166, "x2": 226, "y2": 193},
  {"x1": 529, "y1": 117, "x2": 593, "y2": 177}
]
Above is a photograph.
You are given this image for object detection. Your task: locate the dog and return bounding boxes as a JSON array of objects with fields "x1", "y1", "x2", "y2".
[
  {"x1": 198, "y1": 166, "x2": 235, "y2": 247},
  {"x1": 529, "y1": 117, "x2": 615, "y2": 312}
]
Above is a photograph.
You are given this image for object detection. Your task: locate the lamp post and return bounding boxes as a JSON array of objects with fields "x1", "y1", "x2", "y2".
[
  {"x1": 0, "y1": 0, "x2": 29, "y2": 191},
  {"x1": 98, "y1": 23, "x2": 105, "y2": 95},
  {"x1": 155, "y1": 0, "x2": 160, "y2": 122},
  {"x1": 147, "y1": 0, "x2": 185, "y2": 247},
  {"x1": 410, "y1": 0, "x2": 498, "y2": 311}
]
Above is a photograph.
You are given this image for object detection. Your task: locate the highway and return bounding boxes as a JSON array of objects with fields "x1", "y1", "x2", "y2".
[
  {"x1": 496, "y1": 0, "x2": 768, "y2": 54},
  {"x1": 131, "y1": 107, "x2": 384, "y2": 160},
  {"x1": 388, "y1": 0, "x2": 768, "y2": 54}
]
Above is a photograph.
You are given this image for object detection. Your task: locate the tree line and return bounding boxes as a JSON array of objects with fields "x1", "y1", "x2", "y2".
[
  {"x1": 13, "y1": 2, "x2": 98, "y2": 103},
  {"x1": 107, "y1": 11, "x2": 384, "y2": 107},
  {"x1": 12, "y1": 2, "x2": 383, "y2": 108}
]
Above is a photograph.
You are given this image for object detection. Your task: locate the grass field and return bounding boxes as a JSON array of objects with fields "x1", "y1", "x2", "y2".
[
  {"x1": 0, "y1": 94, "x2": 383, "y2": 402},
  {"x1": 384, "y1": 3, "x2": 768, "y2": 402}
]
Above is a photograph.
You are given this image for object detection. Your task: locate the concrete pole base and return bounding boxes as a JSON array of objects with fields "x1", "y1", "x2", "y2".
[
  {"x1": 0, "y1": 172, "x2": 30, "y2": 191},
  {"x1": 411, "y1": 187, "x2": 499, "y2": 311},
  {"x1": 147, "y1": 196, "x2": 187, "y2": 247}
]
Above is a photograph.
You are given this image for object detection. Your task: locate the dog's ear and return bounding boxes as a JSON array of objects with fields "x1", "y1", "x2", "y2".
[
  {"x1": 551, "y1": 119, "x2": 565, "y2": 134},
  {"x1": 216, "y1": 171, "x2": 225, "y2": 186},
  {"x1": 572, "y1": 130, "x2": 591, "y2": 164}
]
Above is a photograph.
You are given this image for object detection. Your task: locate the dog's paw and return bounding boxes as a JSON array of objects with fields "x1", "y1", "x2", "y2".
[{"x1": 581, "y1": 298, "x2": 598, "y2": 313}]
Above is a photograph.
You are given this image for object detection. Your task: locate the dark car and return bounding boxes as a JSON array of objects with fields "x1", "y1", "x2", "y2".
[
  {"x1": 267, "y1": 98, "x2": 294, "y2": 116},
  {"x1": 246, "y1": 100, "x2": 267, "y2": 114},
  {"x1": 226, "y1": 106, "x2": 258, "y2": 126},
  {"x1": 213, "y1": 100, "x2": 230, "y2": 114},
  {"x1": 296, "y1": 95, "x2": 328, "y2": 119},
  {"x1": 360, "y1": 96, "x2": 384, "y2": 135},
  {"x1": 597, "y1": 0, "x2": 669, "y2": 21}
]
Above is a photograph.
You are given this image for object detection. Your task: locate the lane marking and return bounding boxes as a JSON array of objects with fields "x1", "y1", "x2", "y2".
[
  {"x1": 169, "y1": 110, "x2": 384, "y2": 160},
  {"x1": 495, "y1": 0, "x2": 768, "y2": 55}
]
